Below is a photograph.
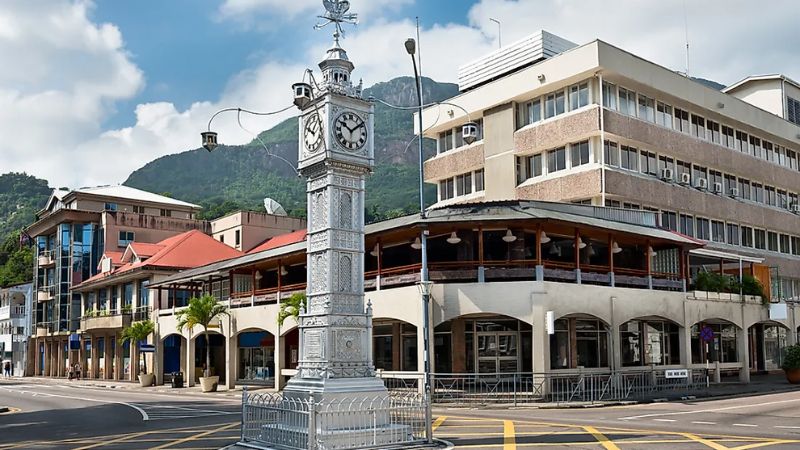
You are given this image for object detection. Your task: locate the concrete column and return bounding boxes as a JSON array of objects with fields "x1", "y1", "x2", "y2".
[
  {"x1": 114, "y1": 338, "x2": 123, "y2": 381},
  {"x1": 91, "y1": 336, "x2": 99, "y2": 379},
  {"x1": 104, "y1": 335, "x2": 113, "y2": 380},
  {"x1": 154, "y1": 338, "x2": 162, "y2": 385},
  {"x1": 391, "y1": 322, "x2": 401, "y2": 371},
  {"x1": 43, "y1": 340, "x2": 50, "y2": 377},
  {"x1": 678, "y1": 324, "x2": 689, "y2": 366},
  {"x1": 225, "y1": 334, "x2": 236, "y2": 389},
  {"x1": 56, "y1": 340, "x2": 63, "y2": 377},
  {"x1": 531, "y1": 303, "x2": 549, "y2": 398},
  {"x1": 451, "y1": 319, "x2": 466, "y2": 373},
  {"x1": 737, "y1": 327, "x2": 751, "y2": 383},
  {"x1": 33, "y1": 339, "x2": 40, "y2": 376},
  {"x1": 275, "y1": 332, "x2": 285, "y2": 391},
  {"x1": 186, "y1": 334, "x2": 195, "y2": 387}
]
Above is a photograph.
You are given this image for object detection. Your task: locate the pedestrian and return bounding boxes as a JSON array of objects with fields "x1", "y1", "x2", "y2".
[
  {"x1": 3, "y1": 361, "x2": 10, "y2": 378},
  {"x1": 74, "y1": 362, "x2": 82, "y2": 380}
]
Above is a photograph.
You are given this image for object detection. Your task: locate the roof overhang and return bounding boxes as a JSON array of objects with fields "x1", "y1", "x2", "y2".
[
  {"x1": 26, "y1": 209, "x2": 100, "y2": 237},
  {"x1": 689, "y1": 248, "x2": 764, "y2": 264}
]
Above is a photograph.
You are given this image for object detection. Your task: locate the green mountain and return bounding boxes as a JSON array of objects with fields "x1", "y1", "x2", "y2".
[
  {"x1": 124, "y1": 77, "x2": 459, "y2": 221},
  {"x1": 0, "y1": 173, "x2": 51, "y2": 287}
]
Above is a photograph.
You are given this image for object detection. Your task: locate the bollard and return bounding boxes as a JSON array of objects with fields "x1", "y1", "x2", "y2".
[{"x1": 714, "y1": 361, "x2": 721, "y2": 383}]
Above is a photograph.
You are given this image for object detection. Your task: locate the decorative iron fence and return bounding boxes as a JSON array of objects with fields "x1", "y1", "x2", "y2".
[
  {"x1": 379, "y1": 370, "x2": 708, "y2": 406},
  {"x1": 241, "y1": 389, "x2": 429, "y2": 450}
]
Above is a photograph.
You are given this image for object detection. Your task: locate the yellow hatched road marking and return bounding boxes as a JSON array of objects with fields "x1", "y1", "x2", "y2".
[
  {"x1": 729, "y1": 442, "x2": 799, "y2": 450},
  {"x1": 680, "y1": 432, "x2": 732, "y2": 450},
  {"x1": 432, "y1": 416, "x2": 447, "y2": 432},
  {"x1": 151, "y1": 422, "x2": 238, "y2": 450},
  {"x1": 583, "y1": 426, "x2": 621, "y2": 450},
  {"x1": 504, "y1": 420, "x2": 516, "y2": 450},
  {"x1": 74, "y1": 430, "x2": 152, "y2": 450}
]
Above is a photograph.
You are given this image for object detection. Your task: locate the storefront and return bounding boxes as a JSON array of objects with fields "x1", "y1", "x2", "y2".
[
  {"x1": 237, "y1": 331, "x2": 275, "y2": 386},
  {"x1": 434, "y1": 316, "x2": 532, "y2": 374}
]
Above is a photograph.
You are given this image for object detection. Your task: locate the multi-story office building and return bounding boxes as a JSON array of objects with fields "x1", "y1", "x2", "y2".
[
  {"x1": 211, "y1": 210, "x2": 306, "y2": 253},
  {"x1": 0, "y1": 283, "x2": 32, "y2": 376},
  {"x1": 26, "y1": 185, "x2": 209, "y2": 377},
  {"x1": 422, "y1": 31, "x2": 800, "y2": 301}
]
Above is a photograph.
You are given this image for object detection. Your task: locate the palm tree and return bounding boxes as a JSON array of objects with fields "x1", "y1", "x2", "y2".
[
  {"x1": 176, "y1": 294, "x2": 229, "y2": 378},
  {"x1": 120, "y1": 320, "x2": 155, "y2": 374},
  {"x1": 278, "y1": 292, "x2": 307, "y2": 327}
]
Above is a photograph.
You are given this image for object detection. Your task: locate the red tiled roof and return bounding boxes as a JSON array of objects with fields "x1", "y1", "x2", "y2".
[
  {"x1": 247, "y1": 230, "x2": 307, "y2": 254},
  {"x1": 129, "y1": 242, "x2": 165, "y2": 258},
  {"x1": 76, "y1": 230, "x2": 243, "y2": 288},
  {"x1": 104, "y1": 251, "x2": 125, "y2": 266}
]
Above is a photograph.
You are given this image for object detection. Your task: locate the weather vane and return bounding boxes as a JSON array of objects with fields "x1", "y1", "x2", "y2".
[{"x1": 315, "y1": 0, "x2": 358, "y2": 40}]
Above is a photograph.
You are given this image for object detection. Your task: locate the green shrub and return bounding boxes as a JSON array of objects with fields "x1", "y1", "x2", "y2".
[{"x1": 782, "y1": 344, "x2": 800, "y2": 371}]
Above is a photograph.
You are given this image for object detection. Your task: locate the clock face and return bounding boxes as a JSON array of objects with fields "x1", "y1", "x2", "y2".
[
  {"x1": 303, "y1": 113, "x2": 324, "y2": 153},
  {"x1": 333, "y1": 111, "x2": 367, "y2": 151}
]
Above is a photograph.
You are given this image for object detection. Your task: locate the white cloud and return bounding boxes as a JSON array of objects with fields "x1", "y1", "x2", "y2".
[{"x1": 219, "y1": 0, "x2": 412, "y2": 28}]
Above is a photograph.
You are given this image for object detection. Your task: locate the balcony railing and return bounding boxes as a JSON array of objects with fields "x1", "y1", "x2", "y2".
[
  {"x1": 37, "y1": 250, "x2": 54, "y2": 267},
  {"x1": 133, "y1": 306, "x2": 151, "y2": 322},
  {"x1": 35, "y1": 322, "x2": 55, "y2": 337},
  {"x1": 80, "y1": 312, "x2": 131, "y2": 332},
  {"x1": 37, "y1": 286, "x2": 55, "y2": 302}
]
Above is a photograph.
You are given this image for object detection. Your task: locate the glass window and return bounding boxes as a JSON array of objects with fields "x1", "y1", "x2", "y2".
[
  {"x1": 658, "y1": 156, "x2": 675, "y2": 179},
  {"x1": 604, "y1": 140, "x2": 619, "y2": 167},
  {"x1": 674, "y1": 108, "x2": 690, "y2": 133},
  {"x1": 456, "y1": 172, "x2": 473, "y2": 196},
  {"x1": 690, "y1": 114, "x2": 705, "y2": 139},
  {"x1": 547, "y1": 147, "x2": 567, "y2": 173},
  {"x1": 792, "y1": 236, "x2": 800, "y2": 256},
  {"x1": 721, "y1": 125, "x2": 735, "y2": 148},
  {"x1": 602, "y1": 81, "x2": 617, "y2": 109},
  {"x1": 570, "y1": 141, "x2": 590, "y2": 167},
  {"x1": 706, "y1": 120, "x2": 720, "y2": 143},
  {"x1": 789, "y1": 97, "x2": 800, "y2": 125},
  {"x1": 680, "y1": 214, "x2": 694, "y2": 237},
  {"x1": 656, "y1": 101, "x2": 672, "y2": 128},
  {"x1": 696, "y1": 218, "x2": 710, "y2": 240},
  {"x1": 640, "y1": 151, "x2": 657, "y2": 175},
  {"x1": 768, "y1": 231, "x2": 779, "y2": 252},
  {"x1": 621, "y1": 145, "x2": 638, "y2": 171},
  {"x1": 691, "y1": 323, "x2": 738, "y2": 364},
  {"x1": 474, "y1": 169, "x2": 485, "y2": 191},
  {"x1": 735, "y1": 131, "x2": 748, "y2": 153},
  {"x1": 545, "y1": 90, "x2": 566, "y2": 118},
  {"x1": 738, "y1": 179, "x2": 751, "y2": 200},
  {"x1": 750, "y1": 136, "x2": 762, "y2": 158},
  {"x1": 439, "y1": 129, "x2": 454, "y2": 153},
  {"x1": 118, "y1": 231, "x2": 134, "y2": 247},
  {"x1": 711, "y1": 220, "x2": 725, "y2": 243},
  {"x1": 766, "y1": 186, "x2": 777, "y2": 206},
  {"x1": 661, "y1": 211, "x2": 677, "y2": 231},
  {"x1": 724, "y1": 174, "x2": 737, "y2": 196},
  {"x1": 780, "y1": 234, "x2": 791, "y2": 254},
  {"x1": 741, "y1": 226, "x2": 753, "y2": 248},
  {"x1": 569, "y1": 82, "x2": 589, "y2": 110},
  {"x1": 727, "y1": 224, "x2": 740, "y2": 245},
  {"x1": 439, "y1": 178, "x2": 454, "y2": 201},
  {"x1": 755, "y1": 229, "x2": 766, "y2": 250},
  {"x1": 619, "y1": 88, "x2": 636, "y2": 117},
  {"x1": 104, "y1": 203, "x2": 117, "y2": 211},
  {"x1": 677, "y1": 160, "x2": 692, "y2": 183}
]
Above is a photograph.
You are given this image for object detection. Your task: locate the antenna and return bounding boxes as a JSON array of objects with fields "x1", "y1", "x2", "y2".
[{"x1": 683, "y1": 0, "x2": 690, "y2": 77}]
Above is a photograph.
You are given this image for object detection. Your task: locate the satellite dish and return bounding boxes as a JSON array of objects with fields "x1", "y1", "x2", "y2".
[{"x1": 264, "y1": 198, "x2": 287, "y2": 216}]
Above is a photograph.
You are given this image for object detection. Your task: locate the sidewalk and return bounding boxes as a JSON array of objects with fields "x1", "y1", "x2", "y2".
[{"x1": 8, "y1": 376, "x2": 276, "y2": 399}]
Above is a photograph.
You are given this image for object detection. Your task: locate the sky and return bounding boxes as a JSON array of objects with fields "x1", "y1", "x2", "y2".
[{"x1": 2, "y1": 0, "x2": 799, "y2": 188}]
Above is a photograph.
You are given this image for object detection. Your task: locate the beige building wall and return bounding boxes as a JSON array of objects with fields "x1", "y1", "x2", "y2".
[
  {"x1": 725, "y1": 79, "x2": 784, "y2": 118},
  {"x1": 102, "y1": 212, "x2": 210, "y2": 251},
  {"x1": 211, "y1": 211, "x2": 306, "y2": 252}
]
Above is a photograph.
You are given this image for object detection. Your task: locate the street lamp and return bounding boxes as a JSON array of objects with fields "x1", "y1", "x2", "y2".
[
  {"x1": 490, "y1": 18, "x2": 501, "y2": 49},
  {"x1": 405, "y1": 37, "x2": 433, "y2": 444}
]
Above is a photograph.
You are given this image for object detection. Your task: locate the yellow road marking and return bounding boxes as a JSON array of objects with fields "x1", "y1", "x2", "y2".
[
  {"x1": 432, "y1": 416, "x2": 447, "y2": 432},
  {"x1": 151, "y1": 422, "x2": 238, "y2": 450},
  {"x1": 504, "y1": 420, "x2": 516, "y2": 450},
  {"x1": 74, "y1": 430, "x2": 152, "y2": 450},
  {"x1": 583, "y1": 426, "x2": 621, "y2": 450},
  {"x1": 730, "y1": 441, "x2": 798, "y2": 450},
  {"x1": 680, "y1": 432, "x2": 733, "y2": 450}
]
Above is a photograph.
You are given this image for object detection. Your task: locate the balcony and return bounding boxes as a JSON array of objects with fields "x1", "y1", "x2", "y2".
[
  {"x1": 37, "y1": 250, "x2": 55, "y2": 267},
  {"x1": 35, "y1": 322, "x2": 55, "y2": 337},
  {"x1": 80, "y1": 312, "x2": 131, "y2": 332},
  {"x1": 37, "y1": 286, "x2": 55, "y2": 302}
]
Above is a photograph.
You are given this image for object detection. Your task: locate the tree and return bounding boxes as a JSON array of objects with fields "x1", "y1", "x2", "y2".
[
  {"x1": 176, "y1": 295, "x2": 229, "y2": 378},
  {"x1": 119, "y1": 320, "x2": 155, "y2": 374},
  {"x1": 278, "y1": 292, "x2": 307, "y2": 327}
]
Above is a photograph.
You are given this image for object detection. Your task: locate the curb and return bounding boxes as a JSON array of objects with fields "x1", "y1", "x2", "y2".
[{"x1": 0, "y1": 406, "x2": 8, "y2": 413}]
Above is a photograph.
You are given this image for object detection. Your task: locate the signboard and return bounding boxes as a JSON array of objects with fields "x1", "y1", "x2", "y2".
[
  {"x1": 139, "y1": 344, "x2": 155, "y2": 353},
  {"x1": 665, "y1": 369, "x2": 689, "y2": 379},
  {"x1": 69, "y1": 333, "x2": 81, "y2": 350},
  {"x1": 699, "y1": 326, "x2": 715, "y2": 343},
  {"x1": 769, "y1": 303, "x2": 788, "y2": 320},
  {"x1": 545, "y1": 311, "x2": 555, "y2": 335}
]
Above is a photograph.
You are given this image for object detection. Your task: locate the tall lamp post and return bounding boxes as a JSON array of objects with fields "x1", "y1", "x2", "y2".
[{"x1": 405, "y1": 37, "x2": 433, "y2": 443}]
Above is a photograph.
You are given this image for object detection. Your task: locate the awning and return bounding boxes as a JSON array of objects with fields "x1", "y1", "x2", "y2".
[{"x1": 689, "y1": 248, "x2": 764, "y2": 264}]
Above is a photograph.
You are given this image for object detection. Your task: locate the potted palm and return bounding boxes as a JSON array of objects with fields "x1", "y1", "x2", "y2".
[
  {"x1": 277, "y1": 292, "x2": 307, "y2": 327},
  {"x1": 120, "y1": 320, "x2": 155, "y2": 387},
  {"x1": 176, "y1": 294, "x2": 229, "y2": 392},
  {"x1": 782, "y1": 344, "x2": 800, "y2": 384}
]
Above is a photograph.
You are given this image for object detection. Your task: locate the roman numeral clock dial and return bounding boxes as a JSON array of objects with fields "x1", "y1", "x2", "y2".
[
  {"x1": 304, "y1": 113, "x2": 324, "y2": 153},
  {"x1": 334, "y1": 111, "x2": 367, "y2": 151}
]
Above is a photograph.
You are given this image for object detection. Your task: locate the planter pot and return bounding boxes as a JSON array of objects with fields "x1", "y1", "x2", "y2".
[
  {"x1": 138, "y1": 373, "x2": 155, "y2": 387},
  {"x1": 786, "y1": 369, "x2": 800, "y2": 384},
  {"x1": 200, "y1": 376, "x2": 219, "y2": 392}
]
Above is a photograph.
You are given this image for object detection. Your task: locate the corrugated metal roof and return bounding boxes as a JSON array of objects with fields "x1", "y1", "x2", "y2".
[{"x1": 73, "y1": 185, "x2": 201, "y2": 209}]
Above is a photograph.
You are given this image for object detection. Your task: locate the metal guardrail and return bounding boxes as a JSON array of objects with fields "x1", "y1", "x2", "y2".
[
  {"x1": 241, "y1": 390, "x2": 428, "y2": 450},
  {"x1": 379, "y1": 370, "x2": 707, "y2": 406}
]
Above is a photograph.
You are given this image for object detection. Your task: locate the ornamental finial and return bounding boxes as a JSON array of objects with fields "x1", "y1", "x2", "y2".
[{"x1": 315, "y1": 0, "x2": 358, "y2": 40}]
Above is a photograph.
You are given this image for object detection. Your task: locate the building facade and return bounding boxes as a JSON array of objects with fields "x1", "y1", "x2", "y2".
[{"x1": 0, "y1": 283, "x2": 32, "y2": 376}]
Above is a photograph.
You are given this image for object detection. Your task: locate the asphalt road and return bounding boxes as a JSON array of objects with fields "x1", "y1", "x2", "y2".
[
  {"x1": 433, "y1": 389, "x2": 800, "y2": 449},
  {"x1": 0, "y1": 380, "x2": 242, "y2": 449}
]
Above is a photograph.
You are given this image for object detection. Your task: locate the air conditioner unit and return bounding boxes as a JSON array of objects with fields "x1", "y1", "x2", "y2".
[
  {"x1": 729, "y1": 187, "x2": 739, "y2": 198},
  {"x1": 660, "y1": 168, "x2": 673, "y2": 181},
  {"x1": 679, "y1": 172, "x2": 691, "y2": 185},
  {"x1": 792, "y1": 204, "x2": 800, "y2": 214},
  {"x1": 712, "y1": 182, "x2": 723, "y2": 194},
  {"x1": 695, "y1": 178, "x2": 708, "y2": 190}
]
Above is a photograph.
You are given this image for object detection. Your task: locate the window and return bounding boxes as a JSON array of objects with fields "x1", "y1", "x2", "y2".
[
  {"x1": 724, "y1": 174, "x2": 737, "y2": 196},
  {"x1": 777, "y1": 145, "x2": 786, "y2": 167},
  {"x1": 709, "y1": 170, "x2": 722, "y2": 190},
  {"x1": 104, "y1": 203, "x2": 118, "y2": 211},
  {"x1": 692, "y1": 165, "x2": 708, "y2": 184},
  {"x1": 637, "y1": 94, "x2": 655, "y2": 122},
  {"x1": 620, "y1": 145, "x2": 638, "y2": 171},
  {"x1": 545, "y1": 91, "x2": 565, "y2": 118},
  {"x1": 517, "y1": 98, "x2": 542, "y2": 128},
  {"x1": 623, "y1": 202, "x2": 641, "y2": 210},
  {"x1": 517, "y1": 154, "x2": 542, "y2": 183},
  {"x1": 569, "y1": 82, "x2": 589, "y2": 110},
  {"x1": 439, "y1": 178, "x2": 454, "y2": 201},
  {"x1": 768, "y1": 231, "x2": 779, "y2": 252},
  {"x1": 138, "y1": 280, "x2": 149, "y2": 307},
  {"x1": 690, "y1": 114, "x2": 706, "y2": 139},
  {"x1": 619, "y1": 88, "x2": 636, "y2": 116},
  {"x1": 219, "y1": 234, "x2": 225, "y2": 243},
  {"x1": 674, "y1": 108, "x2": 689, "y2": 133},
  {"x1": 235, "y1": 230, "x2": 241, "y2": 247},
  {"x1": 475, "y1": 169, "x2": 484, "y2": 191},
  {"x1": 741, "y1": 226, "x2": 753, "y2": 247},
  {"x1": 749, "y1": 136, "x2": 762, "y2": 158},
  {"x1": 752, "y1": 182, "x2": 764, "y2": 203},
  {"x1": 755, "y1": 229, "x2": 766, "y2": 250},
  {"x1": 738, "y1": 178, "x2": 751, "y2": 200},
  {"x1": 677, "y1": 160, "x2": 691, "y2": 183},
  {"x1": 456, "y1": 172, "x2": 473, "y2": 196},
  {"x1": 605, "y1": 199, "x2": 621, "y2": 208},
  {"x1": 570, "y1": 141, "x2": 590, "y2": 167},
  {"x1": 438, "y1": 129, "x2": 453, "y2": 153},
  {"x1": 661, "y1": 211, "x2": 677, "y2": 231},
  {"x1": 780, "y1": 234, "x2": 791, "y2": 254},
  {"x1": 763, "y1": 141, "x2": 775, "y2": 162},
  {"x1": 711, "y1": 220, "x2": 725, "y2": 243},
  {"x1": 656, "y1": 101, "x2": 672, "y2": 128},
  {"x1": 696, "y1": 218, "x2": 710, "y2": 240},
  {"x1": 706, "y1": 120, "x2": 720, "y2": 143},
  {"x1": 721, "y1": 125, "x2": 735, "y2": 148},
  {"x1": 791, "y1": 193, "x2": 799, "y2": 208},
  {"x1": 788, "y1": 97, "x2": 800, "y2": 125},
  {"x1": 778, "y1": 189, "x2": 788, "y2": 208},
  {"x1": 602, "y1": 81, "x2": 617, "y2": 109},
  {"x1": 727, "y1": 224, "x2": 740, "y2": 245},
  {"x1": 792, "y1": 236, "x2": 800, "y2": 256},
  {"x1": 658, "y1": 155, "x2": 675, "y2": 178},
  {"x1": 133, "y1": 205, "x2": 145, "y2": 214},
  {"x1": 691, "y1": 323, "x2": 738, "y2": 364},
  {"x1": 788, "y1": 150, "x2": 797, "y2": 170},
  {"x1": 160, "y1": 209, "x2": 171, "y2": 217},
  {"x1": 765, "y1": 186, "x2": 777, "y2": 206},
  {"x1": 680, "y1": 214, "x2": 694, "y2": 237},
  {"x1": 620, "y1": 320, "x2": 680, "y2": 366},
  {"x1": 550, "y1": 318, "x2": 609, "y2": 369},
  {"x1": 118, "y1": 231, "x2": 134, "y2": 247},
  {"x1": 639, "y1": 151, "x2": 657, "y2": 175},
  {"x1": 604, "y1": 140, "x2": 619, "y2": 167},
  {"x1": 547, "y1": 147, "x2": 567, "y2": 173},
  {"x1": 735, "y1": 131, "x2": 748, "y2": 152}
]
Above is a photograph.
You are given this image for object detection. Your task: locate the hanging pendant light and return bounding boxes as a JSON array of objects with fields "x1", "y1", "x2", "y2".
[
  {"x1": 280, "y1": 266, "x2": 288, "y2": 276},
  {"x1": 548, "y1": 242, "x2": 561, "y2": 256},
  {"x1": 446, "y1": 231, "x2": 462, "y2": 245},
  {"x1": 502, "y1": 229, "x2": 517, "y2": 243},
  {"x1": 540, "y1": 231, "x2": 551, "y2": 244},
  {"x1": 586, "y1": 243, "x2": 596, "y2": 257},
  {"x1": 369, "y1": 244, "x2": 380, "y2": 257},
  {"x1": 648, "y1": 246, "x2": 657, "y2": 256},
  {"x1": 611, "y1": 241, "x2": 623, "y2": 254},
  {"x1": 411, "y1": 237, "x2": 422, "y2": 250},
  {"x1": 574, "y1": 236, "x2": 587, "y2": 249},
  {"x1": 254, "y1": 270, "x2": 263, "y2": 281}
]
